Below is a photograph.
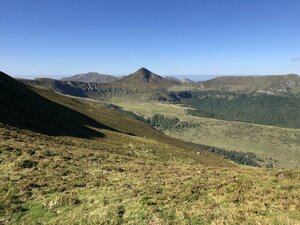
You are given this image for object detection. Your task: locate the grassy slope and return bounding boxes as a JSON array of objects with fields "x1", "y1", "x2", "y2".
[
  {"x1": 1, "y1": 124, "x2": 300, "y2": 224},
  {"x1": 34, "y1": 88, "x2": 231, "y2": 167},
  {"x1": 1, "y1": 75, "x2": 299, "y2": 223},
  {"x1": 111, "y1": 99, "x2": 300, "y2": 168}
]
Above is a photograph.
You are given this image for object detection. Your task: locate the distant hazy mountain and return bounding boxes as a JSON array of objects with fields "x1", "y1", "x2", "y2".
[
  {"x1": 165, "y1": 76, "x2": 194, "y2": 83},
  {"x1": 165, "y1": 76, "x2": 181, "y2": 82},
  {"x1": 181, "y1": 78, "x2": 194, "y2": 83},
  {"x1": 62, "y1": 72, "x2": 118, "y2": 83}
]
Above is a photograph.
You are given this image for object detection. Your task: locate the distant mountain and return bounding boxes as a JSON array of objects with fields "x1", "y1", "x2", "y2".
[
  {"x1": 182, "y1": 78, "x2": 194, "y2": 83},
  {"x1": 201, "y1": 74, "x2": 300, "y2": 93},
  {"x1": 165, "y1": 76, "x2": 194, "y2": 83},
  {"x1": 20, "y1": 69, "x2": 300, "y2": 102},
  {"x1": 21, "y1": 68, "x2": 182, "y2": 99},
  {"x1": 165, "y1": 76, "x2": 181, "y2": 82},
  {"x1": 62, "y1": 72, "x2": 118, "y2": 83},
  {"x1": 114, "y1": 67, "x2": 180, "y2": 89}
]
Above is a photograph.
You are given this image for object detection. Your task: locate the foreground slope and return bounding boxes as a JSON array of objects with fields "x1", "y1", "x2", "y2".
[{"x1": 1, "y1": 124, "x2": 299, "y2": 224}]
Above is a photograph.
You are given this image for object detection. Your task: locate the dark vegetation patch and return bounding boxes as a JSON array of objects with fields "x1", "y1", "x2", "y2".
[
  {"x1": 17, "y1": 160, "x2": 38, "y2": 169},
  {"x1": 169, "y1": 90, "x2": 300, "y2": 128},
  {"x1": 149, "y1": 114, "x2": 199, "y2": 130},
  {"x1": 192, "y1": 144, "x2": 260, "y2": 167}
]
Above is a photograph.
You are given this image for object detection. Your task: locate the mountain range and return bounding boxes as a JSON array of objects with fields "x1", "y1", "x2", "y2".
[
  {"x1": 20, "y1": 68, "x2": 300, "y2": 97},
  {"x1": 1, "y1": 70, "x2": 300, "y2": 224}
]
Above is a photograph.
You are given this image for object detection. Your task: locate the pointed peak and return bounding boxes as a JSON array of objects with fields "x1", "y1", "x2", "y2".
[
  {"x1": 132, "y1": 67, "x2": 158, "y2": 81},
  {"x1": 136, "y1": 67, "x2": 151, "y2": 74}
]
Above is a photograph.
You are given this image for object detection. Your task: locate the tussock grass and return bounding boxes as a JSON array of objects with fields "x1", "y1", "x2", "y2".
[{"x1": 0, "y1": 124, "x2": 299, "y2": 224}]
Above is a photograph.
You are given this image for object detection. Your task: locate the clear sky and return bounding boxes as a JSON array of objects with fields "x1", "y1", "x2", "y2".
[{"x1": 1, "y1": 0, "x2": 300, "y2": 78}]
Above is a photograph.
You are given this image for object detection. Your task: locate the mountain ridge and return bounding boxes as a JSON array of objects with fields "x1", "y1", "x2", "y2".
[
  {"x1": 62, "y1": 72, "x2": 118, "y2": 83},
  {"x1": 201, "y1": 73, "x2": 300, "y2": 93}
]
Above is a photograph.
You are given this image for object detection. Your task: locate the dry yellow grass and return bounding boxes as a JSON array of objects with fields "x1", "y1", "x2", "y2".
[{"x1": 1, "y1": 124, "x2": 299, "y2": 224}]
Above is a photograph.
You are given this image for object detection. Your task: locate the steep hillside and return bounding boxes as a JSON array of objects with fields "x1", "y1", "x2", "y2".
[
  {"x1": 34, "y1": 88, "x2": 233, "y2": 167},
  {"x1": 62, "y1": 72, "x2": 118, "y2": 83},
  {"x1": 0, "y1": 71, "x2": 111, "y2": 137},
  {"x1": 2, "y1": 71, "x2": 231, "y2": 167},
  {"x1": 201, "y1": 74, "x2": 300, "y2": 93}
]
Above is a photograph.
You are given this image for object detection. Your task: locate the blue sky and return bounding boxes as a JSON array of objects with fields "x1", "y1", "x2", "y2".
[{"x1": 1, "y1": 0, "x2": 300, "y2": 78}]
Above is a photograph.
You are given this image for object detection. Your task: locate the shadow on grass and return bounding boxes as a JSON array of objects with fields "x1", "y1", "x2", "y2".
[{"x1": 0, "y1": 71, "x2": 116, "y2": 138}]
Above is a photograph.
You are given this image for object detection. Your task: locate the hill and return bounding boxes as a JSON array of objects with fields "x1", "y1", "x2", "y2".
[
  {"x1": 113, "y1": 67, "x2": 180, "y2": 90},
  {"x1": 19, "y1": 78, "x2": 112, "y2": 98},
  {"x1": 165, "y1": 76, "x2": 194, "y2": 84},
  {"x1": 0, "y1": 71, "x2": 112, "y2": 137},
  {"x1": 1, "y1": 72, "x2": 300, "y2": 224},
  {"x1": 201, "y1": 74, "x2": 300, "y2": 94},
  {"x1": 1, "y1": 71, "x2": 231, "y2": 167},
  {"x1": 19, "y1": 72, "x2": 300, "y2": 129},
  {"x1": 62, "y1": 72, "x2": 118, "y2": 83},
  {"x1": 19, "y1": 68, "x2": 182, "y2": 100}
]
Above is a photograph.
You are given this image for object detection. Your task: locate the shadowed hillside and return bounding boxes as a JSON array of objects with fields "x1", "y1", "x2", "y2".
[{"x1": 0, "y1": 71, "x2": 113, "y2": 137}]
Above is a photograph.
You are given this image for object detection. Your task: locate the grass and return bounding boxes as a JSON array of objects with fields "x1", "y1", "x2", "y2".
[
  {"x1": 1, "y1": 76, "x2": 299, "y2": 224},
  {"x1": 1, "y1": 124, "x2": 299, "y2": 224},
  {"x1": 111, "y1": 99, "x2": 300, "y2": 168}
]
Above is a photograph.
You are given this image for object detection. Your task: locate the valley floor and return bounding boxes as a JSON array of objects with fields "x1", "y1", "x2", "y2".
[{"x1": 111, "y1": 99, "x2": 300, "y2": 169}]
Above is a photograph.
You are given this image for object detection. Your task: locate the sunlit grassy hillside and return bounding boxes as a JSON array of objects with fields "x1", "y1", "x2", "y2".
[{"x1": 1, "y1": 124, "x2": 299, "y2": 224}]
